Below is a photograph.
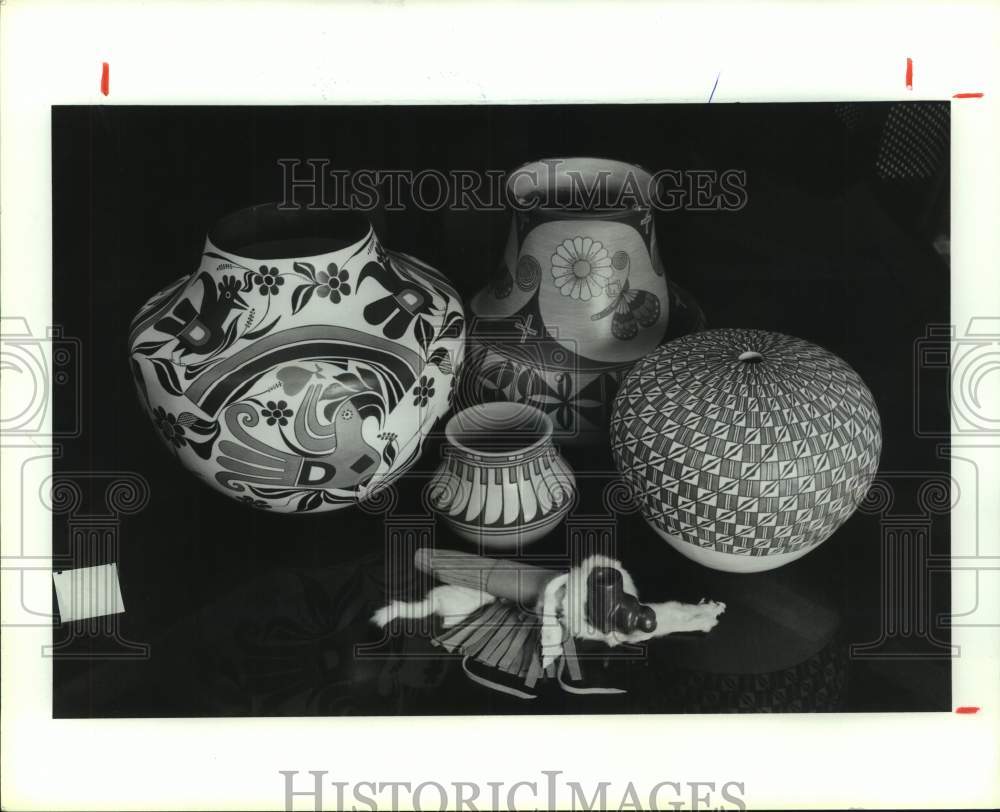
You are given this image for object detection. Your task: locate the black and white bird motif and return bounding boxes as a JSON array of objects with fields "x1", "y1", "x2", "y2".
[{"x1": 154, "y1": 272, "x2": 248, "y2": 357}]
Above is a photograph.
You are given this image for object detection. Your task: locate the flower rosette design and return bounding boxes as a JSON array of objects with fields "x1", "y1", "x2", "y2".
[
  {"x1": 412, "y1": 375, "x2": 436, "y2": 408},
  {"x1": 261, "y1": 399, "x2": 293, "y2": 427},
  {"x1": 150, "y1": 406, "x2": 222, "y2": 461},
  {"x1": 153, "y1": 406, "x2": 186, "y2": 448},
  {"x1": 253, "y1": 265, "x2": 284, "y2": 297},
  {"x1": 316, "y1": 265, "x2": 351, "y2": 304},
  {"x1": 551, "y1": 237, "x2": 613, "y2": 301},
  {"x1": 289, "y1": 261, "x2": 352, "y2": 314}
]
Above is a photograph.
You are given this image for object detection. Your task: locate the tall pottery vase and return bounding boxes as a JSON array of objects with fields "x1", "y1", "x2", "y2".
[
  {"x1": 462, "y1": 157, "x2": 704, "y2": 446},
  {"x1": 128, "y1": 203, "x2": 466, "y2": 513}
]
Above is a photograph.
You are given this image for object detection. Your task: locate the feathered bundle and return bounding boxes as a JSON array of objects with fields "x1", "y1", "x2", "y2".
[{"x1": 373, "y1": 554, "x2": 725, "y2": 699}]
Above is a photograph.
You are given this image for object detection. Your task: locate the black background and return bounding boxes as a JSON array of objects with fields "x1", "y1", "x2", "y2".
[{"x1": 52, "y1": 103, "x2": 951, "y2": 716}]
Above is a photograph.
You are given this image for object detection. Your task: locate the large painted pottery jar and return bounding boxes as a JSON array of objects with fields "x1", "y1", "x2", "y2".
[
  {"x1": 611, "y1": 329, "x2": 882, "y2": 572},
  {"x1": 128, "y1": 203, "x2": 466, "y2": 513},
  {"x1": 426, "y1": 403, "x2": 577, "y2": 549},
  {"x1": 463, "y1": 157, "x2": 704, "y2": 446}
]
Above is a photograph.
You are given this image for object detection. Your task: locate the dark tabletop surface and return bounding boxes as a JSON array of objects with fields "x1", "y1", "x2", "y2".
[{"x1": 50, "y1": 103, "x2": 951, "y2": 716}]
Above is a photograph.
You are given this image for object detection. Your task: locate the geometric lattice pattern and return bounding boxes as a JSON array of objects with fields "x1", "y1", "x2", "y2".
[
  {"x1": 875, "y1": 103, "x2": 949, "y2": 181},
  {"x1": 610, "y1": 329, "x2": 882, "y2": 559},
  {"x1": 664, "y1": 641, "x2": 847, "y2": 712}
]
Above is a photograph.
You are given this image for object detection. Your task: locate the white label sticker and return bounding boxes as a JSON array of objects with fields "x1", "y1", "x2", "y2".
[{"x1": 52, "y1": 564, "x2": 126, "y2": 622}]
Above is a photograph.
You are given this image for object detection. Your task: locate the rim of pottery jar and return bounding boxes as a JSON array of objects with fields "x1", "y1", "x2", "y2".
[
  {"x1": 506, "y1": 156, "x2": 655, "y2": 214},
  {"x1": 206, "y1": 202, "x2": 374, "y2": 262},
  {"x1": 444, "y1": 402, "x2": 554, "y2": 460}
]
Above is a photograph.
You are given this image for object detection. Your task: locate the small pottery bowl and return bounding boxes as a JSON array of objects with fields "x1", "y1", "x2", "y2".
[{"x1": 427, "y1": 402, "x2": 577, "y2": 549}]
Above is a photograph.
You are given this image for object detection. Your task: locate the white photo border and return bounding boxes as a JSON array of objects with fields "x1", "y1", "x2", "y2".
[{"x1": 2, "y1": 1, "x2": 998, "y2": 810}]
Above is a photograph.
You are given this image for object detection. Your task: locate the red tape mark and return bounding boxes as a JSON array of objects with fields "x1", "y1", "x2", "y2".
[
  {"x1": 101, "y1": 62, "x2": 109, "y2": 96},
  {"x1": 953, "y1": 92, "x2": 984, "y2": 99},
  {"x1": 955, "y1": 706, "x2": 980, "y2": 714},
  {"x1": 905, "y1": 58, "x2": 913, "y2": 90}
]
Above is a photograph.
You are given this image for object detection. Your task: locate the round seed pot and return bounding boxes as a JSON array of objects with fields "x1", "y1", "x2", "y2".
[{"x1": 610, "y1": 329, "x2": 882, "y2": 573}]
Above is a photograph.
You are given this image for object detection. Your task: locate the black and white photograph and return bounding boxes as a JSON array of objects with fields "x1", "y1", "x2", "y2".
[
  {"x1": 2, "y1": 2, "x2": 998, "y2": 811},
  {"x1": 50, "y1": 102, "x2": 951, "y2": 718}
]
